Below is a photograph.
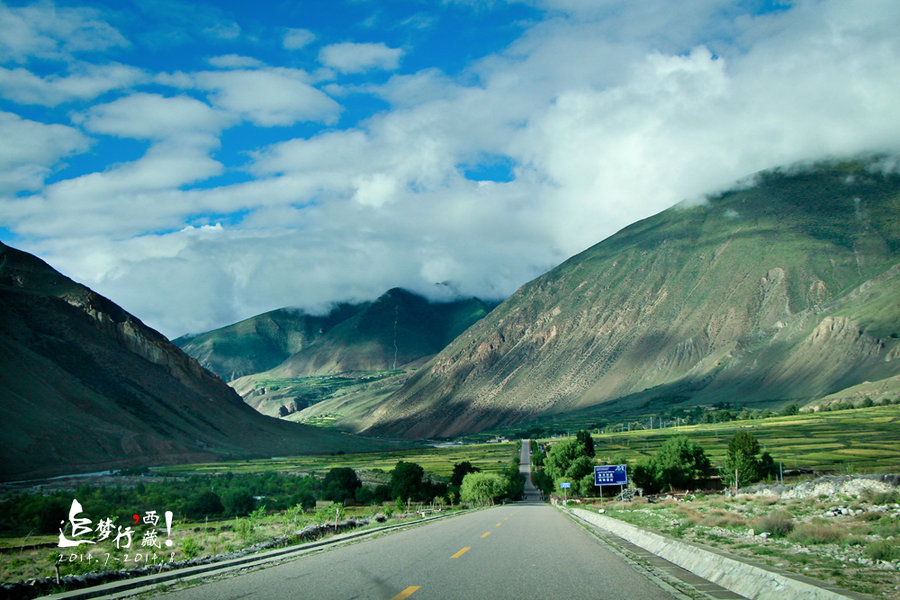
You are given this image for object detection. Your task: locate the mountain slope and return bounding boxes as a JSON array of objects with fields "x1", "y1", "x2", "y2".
[
  {"x1": 0, "y1": 243, "x2": 392, "y2": 481},
  {"x1": 174, "y1": 304, "x2": 360, "y2": 382},
  {"x1": 361, "y1": 157, "x2": 900, "y2": 439},
  {"x1": 177, "y1": 289, "x2": 496, "y2": 382},
  {"x1": 256, "y1": 288, "x2": 496, "y2": 378},
  {"x1": 177, "y1": 288, "x2": 496, "y2": 419}
]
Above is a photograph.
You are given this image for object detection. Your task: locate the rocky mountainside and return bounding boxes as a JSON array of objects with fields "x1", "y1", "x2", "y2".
[
  {"x1": 360, "y1": 157, "x2": 900, "y2": 439},
  {"x1": 0, "y1": 243, "x2": 391, "y2": 481}
]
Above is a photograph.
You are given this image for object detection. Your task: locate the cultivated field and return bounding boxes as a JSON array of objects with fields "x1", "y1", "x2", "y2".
[
  {"x1": 155, "y1": 441, "x2": 518, "y2": 478},
  {"x1": 586, "y1": 404, "x2": 900, "y2": 475}
]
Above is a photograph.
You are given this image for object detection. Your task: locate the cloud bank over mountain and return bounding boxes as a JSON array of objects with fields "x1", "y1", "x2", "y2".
[{"x1": 1, "y1": 0, "x2": 899, "y2": 338}]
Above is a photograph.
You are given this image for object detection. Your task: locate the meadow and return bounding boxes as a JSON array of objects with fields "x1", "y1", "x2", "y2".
[
  {"x1": 581, "y1": 404, "x2": 900, "y2": 475},
  {"x1": 155, "y1": 441, "x2": 518, "y2": 478}
]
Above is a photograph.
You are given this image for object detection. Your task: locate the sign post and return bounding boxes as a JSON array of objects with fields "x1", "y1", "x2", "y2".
[
  {"x1": 594, "y1": 465, "x2": 628, "y2": 503},
  {"x1": 560, "y1": 482, "x2": 571, "y2": 503}
]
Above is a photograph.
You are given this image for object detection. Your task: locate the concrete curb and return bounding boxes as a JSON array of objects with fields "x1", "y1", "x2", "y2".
[
  {"x1": 37, "y1": 511, "x2": 464, "y2": 600},
  {"x1": 567, "y1": 507, "x2": 873, "y2": 600}
]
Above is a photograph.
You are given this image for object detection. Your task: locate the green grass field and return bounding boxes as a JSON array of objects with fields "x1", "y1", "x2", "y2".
[
  {"x1": 583, "y1": 404, "x2": 900, "y2": 474},
  {"x1": 156, "y1": 441, "x2": 519, "y2": 478}
]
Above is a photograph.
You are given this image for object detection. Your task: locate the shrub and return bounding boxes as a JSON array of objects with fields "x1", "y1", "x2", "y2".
[
  {"x1": 234, "y1": 517, "x2": 256, "y2": 544},
  {"x1": 460, "y1": 472, "x2": 507, "y2": 505},
  {"x1": 866, "y1": 540, "x2": 898, "y2": 562},
  {"x1": 632, "y1": 436, "x2": 711, "y2": 493},
  {"x1": 864, "y1": 489, "x2": 900, "y2": 505},
  {"x1": 789, "y1": 521, "x2": 847, "y2": 545},
  {"x1": 699, "y1": 509, "x2": 746, "y2": 529},
  {"x1": 181, "y1": 537, "x2": 202, "y2": 559},
  {"x1": 755, "y1": 511, "x2": 794, "y2": 538}
]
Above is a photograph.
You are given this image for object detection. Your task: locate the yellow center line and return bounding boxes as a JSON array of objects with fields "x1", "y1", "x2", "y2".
[
  {"x1": 495, "y1": 522, "x2": 502, "y2": 527},
  {"x1": 450, "y1": 546, "x2": 471, "y2": 559},
  {"x1": 390, "y1": 586, "x2": 421, "y2": 600},
  {"x1": 503, "y1": 517, "x2": 509, "y2": 521},
  {"x1": 480, "y1": 531, "x2": 491, "y2": 538}
]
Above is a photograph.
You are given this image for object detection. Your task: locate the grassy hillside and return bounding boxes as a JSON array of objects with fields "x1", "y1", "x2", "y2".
[
  {"x1": 173, "y1": 304, "x2": 361, "y2": 381},
  {"x1": 219, "y1": 289, "x2": 496, "y2": 417},
  {"x1": 359, "y1": 157, "x2": 900, "y2": 439}
]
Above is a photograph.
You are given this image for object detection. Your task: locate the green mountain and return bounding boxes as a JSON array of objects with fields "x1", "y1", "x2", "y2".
[
  {"x1": 174, "y1": 304, "x2": 360, "y2": 382},
  {"x1": 176, "y1": 288, "x2": 496, "y2": 418},
  {"x1": 0, "y1": 243, "x2": 393, "y2": 481},
  {"x1": 359, "y1": 157, "x2": 900, "y2": 439}
]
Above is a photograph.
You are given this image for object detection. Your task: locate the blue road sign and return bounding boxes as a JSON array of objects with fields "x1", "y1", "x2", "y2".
[
  {"x1": 560, "y1": 482, "x2": 571, "y2": 489},
  {"x1": 594, "y1": 465, "x2": 628, "y2": 486}
]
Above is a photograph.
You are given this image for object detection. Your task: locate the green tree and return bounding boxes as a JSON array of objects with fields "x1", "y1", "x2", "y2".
[
  {"x1": 185, "y1": 490, "x2": 224, "y2": 519},
  {"x1": 654, "y1": 436, "x2": 711, "y2": 491},
  {"x1": 450, "y1": 461, "x2": 480, "y2": 487},
  {"x1": 575, "y1": 430, "x2": 595, "y2": 457},
  {"x1": 630, "y1": 436, "x2": 711, "y2": 493},
  {"x1": 222, "y1": 488, "x2": 255, "y2": 516},
  {"x1": 723, "y1": 430, "x2": 761, "y2": 488},
  {"x1": 565, "y1": 455, "x2": 595, "y2": 482},
  {"x1": 780, "y1": 403, "x2": 799, "y2": 416},
  {"x1": 390, "y1": 461, "x2": 425, "y2": 501},
  {"x1": 502, "y1": 464, "x2": 526, "y2": 500},
  {"x1": 460, "y1": 472, "x2": 507, "y2": 505},
  {"x1": 758, "y1": 451, "x2": 778, "y2": 481},
  {"x1": 631, "y1": 456, "x2": 658, "y2": 492},
  {"x1": 323, "y1": 467, "x2": 361, "y2": 503},
  {"x1": 545, "y1": 439, "x2": 590, "y2": 482}
]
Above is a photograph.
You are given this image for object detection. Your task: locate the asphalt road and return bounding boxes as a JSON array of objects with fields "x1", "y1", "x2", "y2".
[{"x1": 157, "y1": 441, "x2": 677, "y2": 600}]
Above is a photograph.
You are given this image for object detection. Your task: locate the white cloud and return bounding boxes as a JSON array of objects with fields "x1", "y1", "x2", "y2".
[
  {"x1": 0, "y1": 111, "x2": 89, "y2": 193},
  {"x1": 283, "y1": 28, "x2": 316, "y2": 50},
  {"x1": 6, "y1": 0, "x2": 900, "y2": 339},
  {"x1": 0, "y1": 2, "x2": 129, "y2": 62},
  {"x1": 206, "y1": 54, "x2": 265, "y2": 69},
  {"x1": 0, "y1": 63, "x2": 147, "y2": 106},
  {"x1": 318, "y1": 42, "x2": 404, "y2": 73},
  {"x1": 193, "y1": 68, "x2": 341, "y2": 126},
  {"x1": 77, "y1": 93, "x2": 231, "y2": 142}
]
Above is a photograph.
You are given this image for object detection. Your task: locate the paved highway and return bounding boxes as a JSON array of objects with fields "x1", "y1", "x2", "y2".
[{"x1": 157, "y1": 441, "x2": 678, "y2": 600}]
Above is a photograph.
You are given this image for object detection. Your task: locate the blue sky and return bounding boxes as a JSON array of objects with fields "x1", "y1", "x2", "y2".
[{"x1": 1, "y1": 0, "x2": 899, "y2": 338}]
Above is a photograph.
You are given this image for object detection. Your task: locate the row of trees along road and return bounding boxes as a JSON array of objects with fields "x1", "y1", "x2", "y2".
[
  {"x1": 531, "y1": 429, "x2": 778, "y2": 496},
  {"x1": 0, "y1": 458, "x2": 523, "y2": 537}
]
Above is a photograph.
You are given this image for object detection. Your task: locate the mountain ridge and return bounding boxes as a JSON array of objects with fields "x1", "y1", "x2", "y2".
[
  {"x1": 357, "y1": 157, "x2": 900, "y2": 438},
  {"x1": 0, "y1": 242, "x2": 392, "y2": 481},
  {"x1": 176, "y1": 288, "x2": 497, "y2": 418}
]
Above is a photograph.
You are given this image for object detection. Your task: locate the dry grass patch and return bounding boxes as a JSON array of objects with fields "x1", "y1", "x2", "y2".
[
  {"x1": 753, "y1": 510, "x2": 795, "y2": 538},
  {"x1": 789, "y1": 520, "x2": 848, "y2": 545},
  {"x1": 700, "y1": 509, "x2": 746, "y2": 528}
]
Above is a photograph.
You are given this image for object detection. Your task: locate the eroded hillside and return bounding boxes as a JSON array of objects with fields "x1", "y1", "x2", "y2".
[{"x1": 361, "y1": 158, "x2": 900, "y2": 438}]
